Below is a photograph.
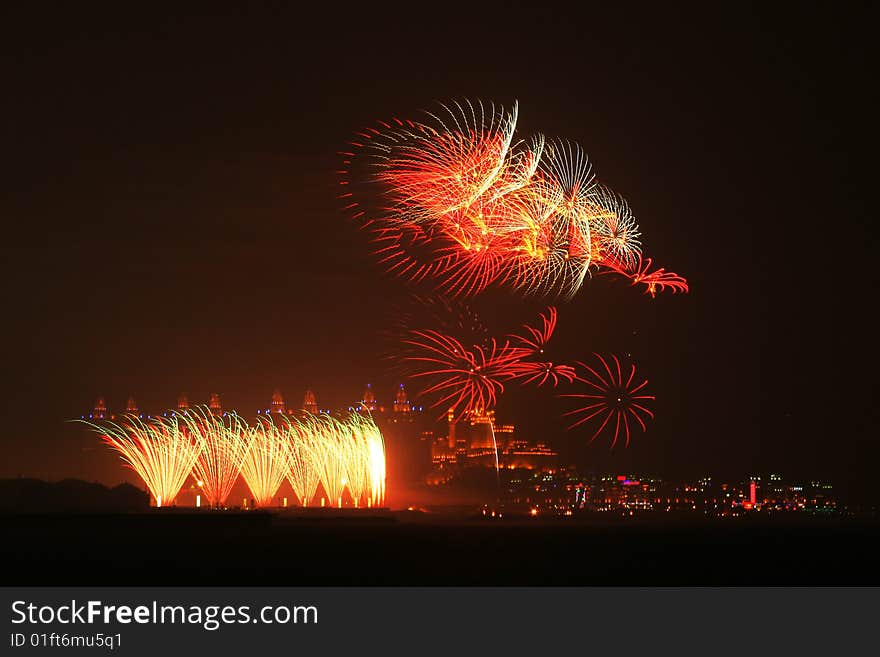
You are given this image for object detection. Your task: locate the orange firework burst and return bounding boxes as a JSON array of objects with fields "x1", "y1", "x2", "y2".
[{"x1": 340, "y1": 99, "x2": 687, "y2": 299}]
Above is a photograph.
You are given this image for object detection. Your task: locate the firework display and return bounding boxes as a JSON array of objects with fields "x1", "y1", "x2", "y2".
[
  {"x1": 402, "y1": 307, "x2": 574, "y2": 420},
  {"x1": 180, "y1": 407, "x2": 249, "y2": 507},
  {"x1": 238, "y1": 416, "x2": 292, "y2": 507},
  {"x1": 81, "y1": 414, "x2": 202, "y2": 507},
  {"x1": 81, "y1": 409, "x2": 386, "y2": 508},
  {"x1": 340, "y1": 99, "x2": 687, "y2": 299},
  {"x1": 398, "y1": 304, "x2": 657, "y2": 448},
  {"x1": 560, "y1": 354, "x2": 655, "y2": 448},
  {"x1": 80, "y1": 99, "x2": 686, "y2": 501}
]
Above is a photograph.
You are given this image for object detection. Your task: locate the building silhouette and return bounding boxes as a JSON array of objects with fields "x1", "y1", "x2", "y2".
[{"x1": 302, "y1": 390, "x2": 318, "y2": 415}]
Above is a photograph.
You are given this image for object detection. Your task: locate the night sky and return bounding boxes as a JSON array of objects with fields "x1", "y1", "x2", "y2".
[{"x1": 2, "y1": 5, "x2": 874, "y2": 500}]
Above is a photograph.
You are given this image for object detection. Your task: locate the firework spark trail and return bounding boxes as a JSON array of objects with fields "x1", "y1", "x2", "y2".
[
  {"x1": 180, "y1": 406, "x2": 248, "y2": 508},
  {"x1": 283, "y1": 417, "x2": 322, "y2": 507},
  {"x1": 602, "y1": 254, "x2": 690, "y2": 298},
  {"x1": 502, "y1": 360, "x2": 578, "y2": 387},
  {"x1": 588, "y1": 185, "x2": 642, "y2": 271},
  {"x1": 342, "y1": 418, "x2": 370, "y2": 507},
  {"x1": 80, "y1": 414, "x2": 201, "y2": 507},
  {"x1": 311, "y1": 414, "x2": 350, "y2": 508},
  {"x1": 340, "y1": 99, "x2": 687, "y2": 299},
  {"x1": 506, "y1": 306, "x2": 558, "y2": 355},
  {"x1": 81, "y1": 409, "x2": 387, "y2": 508},
  {"x1": 402, "y1": 307, "x2": 579, "y2": 419},
  {"x1": 238, "y1": 415, "x2": 291, "y2": 507},
  {"x1": 402, "y1": 330, "x2": 519, "y2": 420},
  {"x1": 560, "y1": 354, "x2": 656, "y2": 448}
]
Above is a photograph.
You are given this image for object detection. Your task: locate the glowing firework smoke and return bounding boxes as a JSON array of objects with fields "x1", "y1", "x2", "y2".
[
  {"x1": 341, "y1": 99, "x2": 687, "y2": 299},
  {"x1": 560, "y1": 354, "x2": 655, "y2": 448},
  {"x1": 81, "y1": 414, "x2": 201, "y2": 507}
]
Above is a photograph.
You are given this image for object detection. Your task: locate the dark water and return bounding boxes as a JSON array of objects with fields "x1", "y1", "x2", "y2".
[{"x1": 3, "y1": 511, "x2": 878, "y2": 585}]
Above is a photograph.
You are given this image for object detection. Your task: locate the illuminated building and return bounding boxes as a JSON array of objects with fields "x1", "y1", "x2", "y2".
[
  {"x1": 392, "y1": 384, "x2": 412, "y2": 414},
  {"x1": 90, "y1": 396, "x2": 110, "y2": 420},
  {"x1": 365, "y1": 384, "x2": 432, "y2": 486},
  {"x1": 466, "y1": 408, "x2": 496, "y2": 450},
  {"x1": 177, "y1": 393, "x2": 189, "y2": 410},
  {"x1": 494, "y1": 423, "x2": 515, "y2": 448},
  {"x1": 270, "y1": 389, "x2": 286, "y2": 414},
  {"x1": 428, "y1": 410, "x2": 558, "y2": 473},
  {"x1": 125, "y1": 396, "x2": 138, "y2": 414},
  {"x1": 498, "y1": 441, "x2": 558, "y2": 470},
  {"x1": 302, "y1": 389, "x2": 318, "y2": 415},
  {"x1": 208, "y1": 393, "x2": 222, "y2": 415},
  {"x1": 352, "y1": 383, "x2": 420, "y2": 419},
  {"x1": 446, "y1": 408, "x2": 457, "y2": 449},
  {"x1": 807, "y1": 481, "x2": 836, "y2": 512},
  {"x1": 361, "y1": 384, "x2": 378, "y2": 412}
]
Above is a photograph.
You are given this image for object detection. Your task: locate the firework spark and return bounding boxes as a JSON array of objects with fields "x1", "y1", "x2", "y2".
[
  {"x1": 603, "y1": 254, "x2": 690, "y2": 298},
  {"x1": 237, "y1": 415, "x2": 291, "y2": 508},
  {"x1": 81, "y1": 414, "x2": 201, "y2": 507},
  {"x1": 341, "y1": 99, "x2": 687, "y2": 299},
  {"x1": 402, "y1": 330, "x2": 517, "y2": 420},
  {"x1": 180, "y1": 407, "x2": 249, "y2": 508},
  {"x1": 402, "y1": 307, "x2": 576, "y2": 419},
  {"x1": 287, "y1": 411, "x2": 386, "y2": 508},
  {"x1": 84, "y1": 408, "x2": 387, "y2": 509},
  {"x1": 283, "y1": 416, "x2": 322, "y2": 508},
  {"x1": 560, "y1": 354, "x2": 655, "y2": 448}
]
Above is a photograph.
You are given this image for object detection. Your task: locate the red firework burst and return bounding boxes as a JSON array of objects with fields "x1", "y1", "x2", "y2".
[
  {"x1": 401, "y1": 307, "x2": 578, "y2": 417},
  {"x1": 500, "y1": 307, "x2": 577, "y2": 386},
  {"x1": 601, "y1": 254, "x2": 689, "y2": 298},
  {"x1": 560, "y1": 354, "x2": 655, "y2": 448},
  {"x1": 507, "y1": 306, "x2": 558, "y2": 354},
  {"x1": 501, "y1": 360, "x2": 578, "y2": 387},
  {"x1": 401, "y1": 330, "x2": 521, "y2": 420}
]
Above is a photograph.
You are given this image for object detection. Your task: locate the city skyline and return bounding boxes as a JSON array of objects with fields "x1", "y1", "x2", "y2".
[{"x1": 62, "y1": 386, "x2": 862, "y2": 508}]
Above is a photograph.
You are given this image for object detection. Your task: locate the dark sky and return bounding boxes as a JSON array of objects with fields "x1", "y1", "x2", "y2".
[{"x1": 2, "y1": 4, "x2": 874, "y2": 500}]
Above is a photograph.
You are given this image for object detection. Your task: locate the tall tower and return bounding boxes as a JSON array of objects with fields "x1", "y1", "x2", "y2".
[
  {"x1": 361, "y1": 384, "x2": 377, "y2": 412},
  {"x1": 92, "y1": 396, "x2": 108, "y2": 420},
  {"x1": 125, "y1": 396, "x2": 138, "y2": 414},
  {"x1": 447, "y1": 408, "x2": 456, "y2": 449},
  {"x1": 302, "y1": 390, "x2": 318, "y2": 415},
  {"x1": 177, "y1": 393, "x2": 190, "y2": 410},
  {"x1": 393, "y1": 383, "x2": 412, "y2": 414},
  {"x1": 209, "y1": 393, "x2": 222, "y2": 415},
  {"x1": 270, "y1": 389, "x2": 286, "y2": 414}
]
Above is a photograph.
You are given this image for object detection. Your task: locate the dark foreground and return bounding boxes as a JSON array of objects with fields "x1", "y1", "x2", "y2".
[{"x1": 3, "y1": 510, "x2": 879, "y2": 585}]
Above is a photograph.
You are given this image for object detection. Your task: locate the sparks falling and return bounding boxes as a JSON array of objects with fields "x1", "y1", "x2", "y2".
[
  {"x1": 80, "y1": 410, "x2": 386, "y2": 508},
  {"x1": 81, "y1": 414, "x2": 202, "y2": 507}
]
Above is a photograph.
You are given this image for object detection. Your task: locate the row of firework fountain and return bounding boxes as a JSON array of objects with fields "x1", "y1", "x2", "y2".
[{"x1": 80, "y1": 407, "x2": 386, "y2": 509}]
